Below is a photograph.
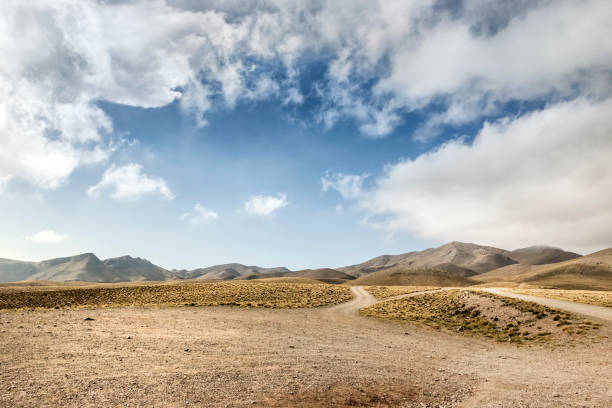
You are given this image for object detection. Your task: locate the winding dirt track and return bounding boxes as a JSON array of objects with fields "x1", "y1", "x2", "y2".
[
  {"x1": 484, "y1": 288, "x2": 612, "y2": 322},
  {"x1": 0, "y1": 286, "x2": 610, "y2": 407}
]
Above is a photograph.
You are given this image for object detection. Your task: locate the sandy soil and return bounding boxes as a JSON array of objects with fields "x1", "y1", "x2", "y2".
[{"x1": 0, "y1": 287, "x2": 610, "y2": 407}]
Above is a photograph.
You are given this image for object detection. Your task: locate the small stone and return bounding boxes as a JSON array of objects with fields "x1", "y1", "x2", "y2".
[
  {"x1": 84, "y1": 317, "x2": 95, "y2": 321},
  {"x1": 552, "y1": 392, "x2": 561, "y2": 397},
  {"x1": 184, "y1": 348, "x2": 190, "y2": 352},
  {"x1": 126, "y1": 336, "x2": 132, "y2": 339}
]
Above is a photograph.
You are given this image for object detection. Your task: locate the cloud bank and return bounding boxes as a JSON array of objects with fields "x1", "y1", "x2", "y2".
[
  {"x1": 2, "y1": 0, "x2": 610, "y2": 192},
  {"x1": 359, "y1": 99, "x2": 612, "y2": 253}
]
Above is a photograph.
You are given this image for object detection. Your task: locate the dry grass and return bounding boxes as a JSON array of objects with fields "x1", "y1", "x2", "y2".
[
  {"x1": 0, "y1": 280, "x2": 352, "y2": 310},
  {"x1": 360, "y1": 290, "x2": 600, "y2": 344},
  {"x1": 363, "y1": 285, "x2": 439, "y2": 299},
  {"x1": 508, "y1": 288, "x2": 612, "y2": 307}
]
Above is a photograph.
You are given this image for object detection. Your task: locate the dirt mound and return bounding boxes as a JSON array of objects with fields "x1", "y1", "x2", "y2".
[{"x1": 360, "y1": 290, "x2": 600, "y2": 344}]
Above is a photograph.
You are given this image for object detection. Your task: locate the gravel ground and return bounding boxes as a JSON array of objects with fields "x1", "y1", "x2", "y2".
[{"x1": 0, "y1": 287, "x2": 610, "y2": 407}]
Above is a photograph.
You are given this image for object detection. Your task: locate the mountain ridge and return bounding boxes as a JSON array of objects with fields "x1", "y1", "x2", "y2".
[{"x1": 0, "y1": 242, "x2": 592, "y2": 285}]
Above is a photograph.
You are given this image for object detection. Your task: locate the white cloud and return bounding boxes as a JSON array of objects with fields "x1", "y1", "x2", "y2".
[
  {"x1": 1, "y1": 0, "x2": 611, "y2": 195},
  {"x1": 26, "y1": 230, "x2": 67, "y2": 244},
  {"x1": 180, "y1": 203, "x2": 218, "y2": 225},
  {"x1": 374, "y1": 0, "x2": 612, "y2": 138},
  {"x1": 359, "y1": 99, "x2": 612, "y2": 253},
  {"x1": 322, "y1": 171, "x2": 369, "y2": 199},
  {"x1": 87, "y1": 163, "x2": 173, "y2": 201},
  {"x1": 244, "y1": 193, "x2": 288, "y2": 216}
]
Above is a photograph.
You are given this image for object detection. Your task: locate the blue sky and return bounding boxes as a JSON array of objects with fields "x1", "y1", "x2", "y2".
[{"x1": 1, "y1": 0, "x2": 611, "y2": 269}]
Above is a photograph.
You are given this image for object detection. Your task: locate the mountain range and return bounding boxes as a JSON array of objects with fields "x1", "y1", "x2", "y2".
[{"x1": 1, "y1": 242, "x2": 609, "y2": 290}]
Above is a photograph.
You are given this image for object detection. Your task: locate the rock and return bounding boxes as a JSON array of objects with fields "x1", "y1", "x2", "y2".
[{"x1": 84, "y1": 317, "x2": 95, "y2": 321}]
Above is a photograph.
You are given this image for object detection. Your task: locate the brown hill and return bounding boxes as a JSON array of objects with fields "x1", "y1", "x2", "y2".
[
  {"x1": 239, "y1": 268, "x2": 355, "y2": 284},
  {"x1": 473, "y1": 248, "x2": 612, "y2": 290},
  {"x1": 352, "y1": 266, "x2": 475, "y2": 287},
  {"x1": 339, "y1": 242, "x2": 519, "y2": 277},
  {"x1": 178, "y1": 263, "x2": 291, "y2": 280},
  {"x1": 508, "y1": 246, "x2": 581, "y2": 265},
  {"x1": 29, "y1": 253, "x2": 122, "y2": 282}
]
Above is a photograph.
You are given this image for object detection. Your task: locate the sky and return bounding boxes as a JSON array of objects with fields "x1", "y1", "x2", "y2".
[{"x1": 1, "y1": 0, "x2": 611, "y2": 270}]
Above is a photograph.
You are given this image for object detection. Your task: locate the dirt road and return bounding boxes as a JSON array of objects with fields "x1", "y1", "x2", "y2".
[
  {"x1": 0, "y1": 288, "x2": 610, "y2": 407},
  {"x1": 484, "y1": 288, "x2": 612, "y2": 322},
  {"x1": 327, "y1": 286, "x2": 377, "y2": 316}
]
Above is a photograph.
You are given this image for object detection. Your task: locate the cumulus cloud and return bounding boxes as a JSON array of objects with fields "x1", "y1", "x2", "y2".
[
  {"x1": 26, "y1": 230, "x2": 67, "y2": 244},
  {"x1": 87, "y1": 163, "x2": 173, "y2": 201},
  {"x1": 244, "y1": 193, "x2": 288, "y2": 216},
  {"x1": 359, "y1": 99, "x2": 612, "y2": 253},
  {"x1": 180, "y1": 204, "x2": 218, "y2": 225},
  {"x1": 321, "y1": 171, "x2": 369, "y2": 199},
  {"x1": 1, "y1": 0, "x2": 611, "y2": 193},
  {"x1": 375, "y1": 0, "x2": 612, "y2": 138}
]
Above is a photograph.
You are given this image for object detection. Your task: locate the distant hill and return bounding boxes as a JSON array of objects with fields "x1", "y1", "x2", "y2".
[
  {"x1": 508, "y1": 246, "x2": 581, "y2": 265},
  {"x1": 0, "y1": 253, "x2": 171, "y2": 283},
  {"x1": 0, "y1": 259, "x2": 40, "y2": 282},
  {"x1": 473, "y1": 248, "x2": 612, "y2": 290},
  {"x1": 103, "y1": 256, "x2": 172, "y2": 281},
  {"x1": 352, "y1": 266, "x2": 475, "y2": 287},
  {"x1": 0, "y1": 243, "x2": 602, "y2": 288},
  {"x1": 29, "y1": 253, "x2": 120, "y2": 282},
  {"x1": 339, "y1": 242, "x2": 581, "y2": 277},
  {"x1": 174, "y1": 263, "x2": 291, "y2": 280},
  {"x1": 277, "y1": 268, "x2": 356, "y2": 284},
  {"x1": 177, "y1": 265, "x2": 354, "y2": 284}
]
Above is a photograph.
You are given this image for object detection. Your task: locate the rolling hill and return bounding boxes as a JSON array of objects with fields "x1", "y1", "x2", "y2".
[
  {"x1": 339, "y1": 242, "x2": 588, "y2": 287},
  {"x1": 338, "y1": 242, "x2": 581, "y2": 277},
  {"x1": 352, "y1": 266, "x2": 475, "y2": 287},
  {"x1": 473, "y1": 248, "x2": 612, "y2": 290},
  {"x1": 338, "y1": 242, "x2": 520, "y2": 277},
  {"x1": 507, "y1": 246, "x2": 581, "y2": 265},
  {"x1": 0, "y1": 258, "x2": 40, "y2": 282},
  {"x1": 0, "y1": 243, "x2": 606, "y2": 289},
  {"x1": 0, "y1": 253, "x2": 171, "y2": 283},
  {"x1": 173, "y1": 263, "x2": 292, "y2": 280}
]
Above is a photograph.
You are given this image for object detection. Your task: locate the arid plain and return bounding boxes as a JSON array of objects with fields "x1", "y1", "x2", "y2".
[{"x1": 1, "y1": 280, "x2": 611, "y2": 408}]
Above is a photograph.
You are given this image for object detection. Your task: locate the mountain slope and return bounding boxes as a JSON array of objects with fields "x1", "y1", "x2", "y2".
[
  {"x1": 352, "y1": 266, "x2": 475, "y2": 287},
  {"x1": 508, "y1": 246, "x2": 581, "y2": 265},
  {"x1": 103, "y1": 256, "x2": 171, "y2": 281},
  {"x1": 29, "y1": 253, "x2": 121, "y2": 282},
  {"x1": 339, "y1": 242, "x2": 583, "y2": 279},
  {"x1": 339, "y1": 242, "x2": 518, "y2": 277},
  {"x1": 177, "y1": 263, "x2": 291, "y2": 280},
  {"x1": 473, "y1": 248, "x2": 612, "y2": 290},
  {"x1": 0, "y1": 259, "x2": 40, "y2": 282}
]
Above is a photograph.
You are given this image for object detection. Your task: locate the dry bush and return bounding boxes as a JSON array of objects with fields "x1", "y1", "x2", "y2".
[
  {"x1": 363, "y1": 286, "x2": 439, "y2": 299},
  {"x1": 508, "y1": 288, "x2": 612, "y2": 307},
  {"x1": 360, "y1": 290, "x2": 600, "y2": 344},
  {"x1": 0, "y1": 281, "x2": 352, "y2": 310}
]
